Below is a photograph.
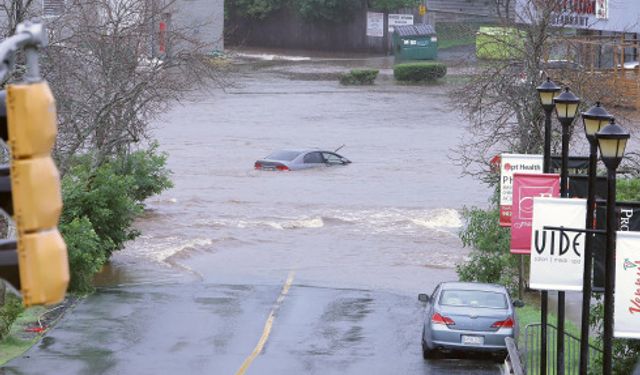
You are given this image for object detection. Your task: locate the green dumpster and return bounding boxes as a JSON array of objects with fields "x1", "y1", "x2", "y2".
[{"x1": 393, "y1": 24, "x2": 437, "y2": 61}]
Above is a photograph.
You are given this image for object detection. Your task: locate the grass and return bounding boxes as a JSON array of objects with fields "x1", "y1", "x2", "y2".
[
  {"x1": 435, "y1": 22, "x2": 488, "y2": 50},
  {"x1": 0, "y1": 306, "x2": 48, "y2": 366},
  {"x1": 516, "y1": 303, "x2": 601, "y2": 374}
]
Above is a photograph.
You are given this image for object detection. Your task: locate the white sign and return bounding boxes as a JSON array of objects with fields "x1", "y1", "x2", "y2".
[
  {"x1": 388, "y1": 14, "x2": 414, "y2": 33},
  {"x1": 367, "y1": 12, "x2": 384, "y2": 37},
  {"x1": 596, "y1": 0, "x2": 608, "y2": 19},
  {"x1": 614, "y1": 231, "x2": 640, "y2": 339},
  {"x1": 529, "y1": 197, "x2": 586, "y2": 291},
  {"x1": 499, "y1": 154, "x2": 543, "y2": 226}
]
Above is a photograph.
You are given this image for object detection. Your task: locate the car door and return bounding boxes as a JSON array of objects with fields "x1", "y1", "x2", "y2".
[
  {"x1": 302, "y1": 152, "x2": 324, "y2": 168},
  {"x1": 321, "y1": 152, "x2": 348, "y2": 166}
]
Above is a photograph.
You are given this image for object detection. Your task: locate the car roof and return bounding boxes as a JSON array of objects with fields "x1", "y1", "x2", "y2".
[
  {"x1": 274, "y1": 149, "x2": 336, "y2": 154},
  {"x1": 439, "y1": 282, "x2": 507, "y2": 293}
]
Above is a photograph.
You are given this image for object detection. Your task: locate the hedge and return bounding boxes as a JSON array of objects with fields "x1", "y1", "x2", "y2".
[
  {"x1": 339, "y1": 69, "x2": 379, "y2": 85},
  {"x1": 393, "y1": 62, "x2": 447, "y2": 82}
]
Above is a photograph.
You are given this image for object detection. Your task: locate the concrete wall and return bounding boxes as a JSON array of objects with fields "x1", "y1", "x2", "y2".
[{"x1": 174, "y1": 0, "x2": 225, "y2": 51}]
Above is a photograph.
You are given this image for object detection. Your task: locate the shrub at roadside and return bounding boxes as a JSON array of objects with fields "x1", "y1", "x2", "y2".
[
  {"x1": 339, "y1": 69, "x2": 379, "y2": 85},
  {"x1": 60, "y1": 146, "x2": 173, "y2": 293},
  {"x1": 0, "y1": 294, "x2": 23, "y2": 339},
  {"x1": 456, "y1": 204, "x2": 519, "y2": 294},
  {"x1": 394, "y1": 62, "x2": 447, "y2": 82},
  {"x1": 61, "y1": 217, "x2": 106, "y2": 294}
]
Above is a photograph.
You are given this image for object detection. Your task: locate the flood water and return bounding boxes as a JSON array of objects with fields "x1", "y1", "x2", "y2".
[{"x1": 109, "y1": 55, "x2": 492, "y2": 296}]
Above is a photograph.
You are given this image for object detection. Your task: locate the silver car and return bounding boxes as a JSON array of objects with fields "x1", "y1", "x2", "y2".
[
  {"x1": 419, "y1": 282, "x2": 523, "y2": 359},
  {"x1": 254, "y1": 149, "x2": 351, "y2": 171}
]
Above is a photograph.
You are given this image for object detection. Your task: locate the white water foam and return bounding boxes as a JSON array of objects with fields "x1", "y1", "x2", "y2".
[
  {"x1": 236, "y1": 52, "x2": 311, "y2": 62},
  {"x1": 124, "y1": 236, "x2": 214, "y2": 263},
  {"x1": 197, "y1": 208, "x2": 461, "y2": 235},
  {"x1": 233, "y1": 217, "x2": 325, "y2": 230}
]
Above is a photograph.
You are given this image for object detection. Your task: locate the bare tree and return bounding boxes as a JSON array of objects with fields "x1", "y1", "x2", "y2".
[
  {"x1": 42, "y1": 0, "x2": 228, "y2": 170},
  {"x1": 453, "y1": 0, "x2": 629, "y2": 182}
]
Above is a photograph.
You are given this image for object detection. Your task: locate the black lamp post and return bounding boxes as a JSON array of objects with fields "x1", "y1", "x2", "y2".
[
  {"x1": 596, "y1": 119, "x2": 630, "y2": 375},
  {"x1": 579, "y1": 102, "x2": 613, "y2": 375},
  {"x1": 537, "y1": 78, "x2": 562, "y2": 172},
  {"x1": 536, "y1": 77, "x2": 561, "y2": 375},
  {"x1": 553, "y1": 86, "x2": 581, "y2": 375}
]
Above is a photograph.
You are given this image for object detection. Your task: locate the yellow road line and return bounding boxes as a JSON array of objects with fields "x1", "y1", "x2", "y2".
[{"x1": 235, "y1": 271, "x2": 295, "y2": 375}]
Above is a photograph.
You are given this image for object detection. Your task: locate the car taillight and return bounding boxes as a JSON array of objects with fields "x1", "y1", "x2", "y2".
[
  {"x1": 491, "y1": 317, "x2": 514, "y2": 328},
  {"x1": 432, "y1": 313, "x2": 455, "y2": 326},
  {"x1": 254, "y1": 162, "x2": 262, "y2": 170},
  {"x1": 276, "y1": 165, "x2": 289, "y2": 171}
]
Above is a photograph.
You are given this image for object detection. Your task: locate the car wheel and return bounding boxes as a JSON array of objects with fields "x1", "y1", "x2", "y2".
[
  {"x1": 492, "y1": 350, "x2": 508, "y2": 363},
  {"x1": 422, "y1": 341, "x2": 435, "y2": 360}
]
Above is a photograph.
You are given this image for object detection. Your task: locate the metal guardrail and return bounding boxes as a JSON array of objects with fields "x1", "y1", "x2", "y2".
[
  {"x1": 522, "y1": 323, "x2": 603, "y2": 375},
  {"x1": 505, "y1": 337, "x2": 525, "y2": 375}
]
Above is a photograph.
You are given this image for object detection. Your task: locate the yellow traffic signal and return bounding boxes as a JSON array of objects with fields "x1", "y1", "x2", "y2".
[{"x1": 6, "y1": 82, "x2": 69, "y2": 306}]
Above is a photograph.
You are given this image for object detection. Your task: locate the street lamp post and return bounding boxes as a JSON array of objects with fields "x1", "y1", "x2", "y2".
[
  {"x1": 579, "y1": 102, "x2": 613, "y2": 375},
  {"x1": 596, "y1": 119, "x2": 630, "y2": 375},
  {"x1": 536, "y1": 77, "x2": 561, "y2": 375},
  {"x1": 553, "y1": 87, "x2": 581, "y2": 375},
  {"x1": 537, "y1": 78, "x2": 562, "y2": 172}
]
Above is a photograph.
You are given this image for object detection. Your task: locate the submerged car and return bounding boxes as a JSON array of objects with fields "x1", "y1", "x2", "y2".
[
  {"x1": 254, "y1": 149, "x2": 351, "y2": 171},
  {"x1": 419, "y1": 282, "x2": 523, "y2": 359}
]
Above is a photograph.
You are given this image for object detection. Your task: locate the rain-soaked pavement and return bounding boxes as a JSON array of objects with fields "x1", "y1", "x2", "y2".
[{"x1": 2, "y1": 51, "x2": 502, "y2": 374}]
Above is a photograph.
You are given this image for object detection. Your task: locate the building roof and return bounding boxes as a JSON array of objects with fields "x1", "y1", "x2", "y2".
[{"x1": 394, "y1": 24, "x2": 436, "y2": 37}]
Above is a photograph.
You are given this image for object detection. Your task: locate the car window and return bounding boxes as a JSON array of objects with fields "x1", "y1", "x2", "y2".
[
  {"x1": 303, "y1": 152, "x2": 323, "y2": 164},
  {"x1": 322, "y1": 153, "x2": 344, "y2": 164},
  {"x1": 266, "y1": 151, "x2": 301, "y2": 161},
  {"x1": 439, "y1": 290, "x2": 507, "y2": 309}
]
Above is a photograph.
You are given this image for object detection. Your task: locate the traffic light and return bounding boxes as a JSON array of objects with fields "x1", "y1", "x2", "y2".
[{"x1": 0, "y1": 82, "x2": 70, "y2": 306}]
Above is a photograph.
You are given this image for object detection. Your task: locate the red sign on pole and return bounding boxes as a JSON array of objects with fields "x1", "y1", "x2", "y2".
[{"x1": 510, "y1": 173, "x2": 560, "y2": 254}]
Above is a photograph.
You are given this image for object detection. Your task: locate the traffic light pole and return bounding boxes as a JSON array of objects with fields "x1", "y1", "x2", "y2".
[{"x1": 0, "y1": 21, "x2": 47, "y2": 82}]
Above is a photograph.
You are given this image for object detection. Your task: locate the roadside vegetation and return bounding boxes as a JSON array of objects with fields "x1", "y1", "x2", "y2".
[
  {"x1": 226, "y1": 0, "x2": 421, "y2": 22},
  {"x1": 394, "y1": 62, "x2": 447, "y2": 82},
  {"x1": 339, "y1": 69, "x2": 379, "y2": 85},
  {"x1": 435, "y1": 22, "x2": 485, "y2": 50},
  {"x1": 0, "y1": 0, "x2": 223, "y2": 357}
]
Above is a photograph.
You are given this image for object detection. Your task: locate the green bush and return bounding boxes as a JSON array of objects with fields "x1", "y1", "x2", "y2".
[
  {"x1": 456, "y1": 205, "x2": 519, "y2": 294},
  {"x1": 0, "y1": 293, "x2": 23, "y2": 339},
  {"x1": 339, "y1": 69, "x2": 379, "y2": 85},
  {"x1": 60, "y1": 145, "x2": 173, "y2": 293},
  {"x1": 61, "y1": 161, "x2": 142, "y2": 259},
  {"x1": 61, "y1": 217, "x2": 106, "y2": 294},
  {"x1": 294, "y1": 0, "x2": 362, "y2": 22},
  {"x1": 394, "y1": 62, "x2": 447, "y2": 82},
  {"x1": 227, "y1": 0, "x2": 286, "y2": 19},
  {"x1": 113, "y1": 142, "x2": 173, "y2": 203},
  {"x1": 589, "y1": 296, "x2": 639, "y2": 375}
]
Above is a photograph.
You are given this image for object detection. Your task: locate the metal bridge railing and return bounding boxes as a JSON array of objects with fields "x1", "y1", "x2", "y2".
[{"x1": 522, "y1": 323, "x2": 603, "y2": 375}]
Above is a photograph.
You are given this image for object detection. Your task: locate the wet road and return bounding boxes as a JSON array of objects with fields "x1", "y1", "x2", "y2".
[{"x1": 3, "y1": 54, "x2": 498, "y2": 374}]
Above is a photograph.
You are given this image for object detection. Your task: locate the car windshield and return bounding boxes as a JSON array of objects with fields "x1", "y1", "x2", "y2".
[
  {"x1": 266, "y1": 150, "x2": 301, "y2": 161},
  {"x1": 439, "y1": 290, "x2": 507, "y2": 309}
]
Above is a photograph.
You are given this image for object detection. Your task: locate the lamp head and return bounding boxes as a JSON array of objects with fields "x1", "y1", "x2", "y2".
[
  {"x1": 596, "y1": 118, "x2": 630, "y2": 170},
  {"x1": 554, "y1": 87, "x2": 581, "y2": 123},
  {"x1": 536, "y1": 77, "x2": 561, "y2": 109},
  {"x1": 581, "y1": 101, "x2": 613, "y2": 141}
]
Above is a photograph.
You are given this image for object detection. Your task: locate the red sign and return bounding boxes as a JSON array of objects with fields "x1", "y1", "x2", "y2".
[
  {"x1": 510, "y1": 173, "x2": 560, "y2": 254},
  {"x1": 159, "y1": 21, "x2": 167, "y2": 53}
]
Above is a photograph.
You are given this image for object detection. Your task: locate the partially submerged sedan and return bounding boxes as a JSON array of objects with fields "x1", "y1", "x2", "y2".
[
  {"x1": 254, "y1": 149, "x2": 351, "y2": 171},
  {"x1": 419, "y1": 282, "x2": 523, "y2": 359}
]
